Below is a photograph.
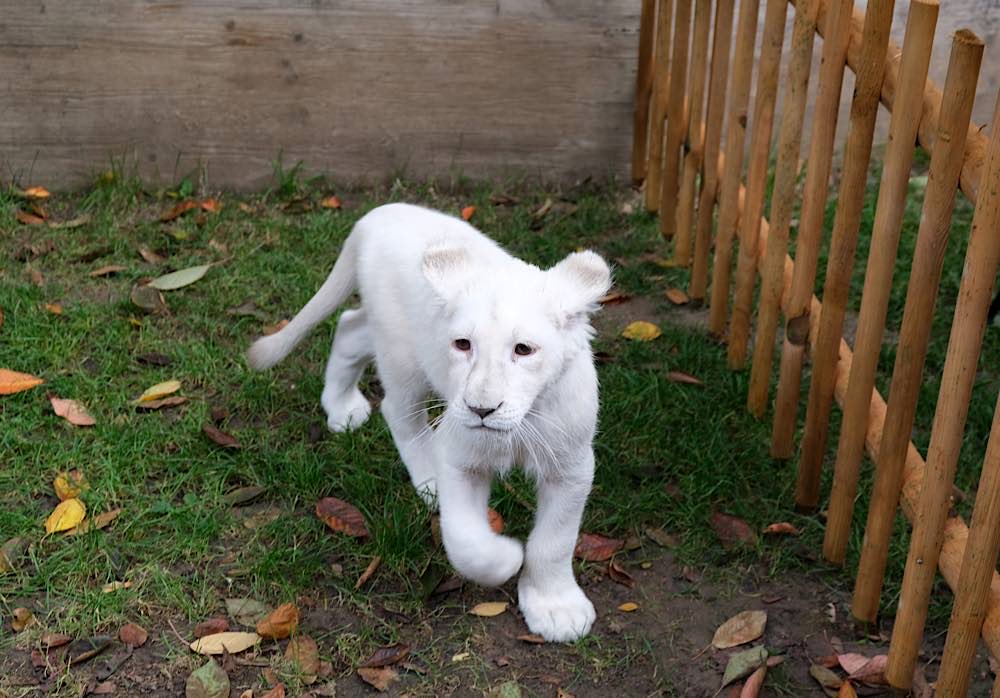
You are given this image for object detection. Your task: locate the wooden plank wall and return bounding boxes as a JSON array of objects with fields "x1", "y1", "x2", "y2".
[{"x1": 0, "y1": 1, "x2": 641, "y2": 190}]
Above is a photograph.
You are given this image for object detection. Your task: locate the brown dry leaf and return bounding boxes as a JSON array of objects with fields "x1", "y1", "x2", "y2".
[
  {"x1": 261, "y1": 685, "x2": 286, "y2": 698},
  {"x1": 488, "y1": 507, "x2": 504, "y2": 533},
  {"x1": 0, "y1": 368, "x2": 45, "y2": 395},
  {"x1": 315, "y1": 497, "x2": 369, "y2": 537},
  {"x1": 16, "y1": 210, "x2": 46, "y2": 225},
  {"x1": 135, "y1": 379, "x2": 181, "y2": 403},
  {"x1": 49, "y1": 214, "x2": 92, "y2": 230},
  {"x1": 836, "y1": 653, "x2": 870, "y2": 675},
  {"x1": 357, "y1": 666, "x2": 399, "y2": 692},
  {"x1": 285, "y1": 634, "x2": 321, "y2": 680},
  {"x1": 711, "y1": 512, "x2": 758, "y2": 547},
  {"x1": 190, "y1": 631, "x2": 261, "y2": 655},
  {"x1": 41, "y1": 632, "x2": 72, "y2": 649},
  {"x1": 617, "y1": 602, "x2": 639, "y2": 612},
  {"x1": 469, "y1": 601, "x2": 508, "y2": 617},
  {"x1": 130, "y1": 284, "x2": 168, "y2": 314},
  {"x1": 29, "y1": 268, "x2": 45, "y2": 286},
  {"x1": 12, "y1": 607, "x2": 36, "y2": 631},
  {"x1": 739, "y1": 665, "x2": 768, "y2": 698},
  {"x1": 53, "y1": 469, "x2": 88, "y2": 500},
  {"x1": 621, "y1": 320, "x2": 662, "y2": 341},
  {"x1": 69, "y1": 508, "x2": 123, "y2": 535},
  {"x1": 574, "y1": 532, "x2": 624, "y2": 562},
  {"x1": 666, "y1": 287, "x2": 689, "y2": 305},
  {"x1": 119, "y1": 622, "x2": 148, "y2": 647},
  {"x1": 89, "y1": 264, "x2": 126, "y2": 278},
  {"x1": 22, "y1": 186, "x2": 51, "y2": 199},
  {"x1": 44, "y1": 302, "x2": 63, "y2": 315},
  {"x1": 713, "y1": 610, "x2": 767, "y2": 649},
  {"x1": 225, "y1": 598, "x2": 271, "y2": 626},
  {"x1": 846, "y1": 654, "x2": 888, "y2": 685},
  {"x1": 517, "y1": 633, "x2": 546, "y2": 644},
  {"x1": 359, "y1": 642, "x2": 410, "y2": 668},
  {"x1": 320, "y1": 195, "x2": 342, "y2": 210},
  {"x1": 354, "y1": 555, "x2": 382, "y2": 591},
  {"x1": 666, "y1": 371, "x2": 703, "y2": 386},
  {"x1": 645, "y1": 526, "x2": 679, "y2": 547},
  {"x1": 461, "y1": 205, "x2": 476, "y2": 221},
  {"x1": 598, "y1": 291, "x2": 632, "y2": 305},
  {"x1": 809, "y1": 664, "x2": 843, "y2": 691},
  {"x1": 762, "y1": 522, "x2": 800, "y2": 536},
  {"x1": 838, "y1": 683, "x2": 858, "y2": 698},
  {"x1": 194, "y1": 617, "x2": 230, "y2": 638},
  {"x1": 135, "y1": 395, "x2": 188, "y2": 411},
  {"x1": 200, "y1": 198, "x2": 222, "y2": 214},
  {"x1": 255, "y1": 602, "x2": 299, "y2": 640},
  {"x1": 262, "y1": 319, "x2": 289, "y2": 336},
  {"x1": 102, "y1": 580, "x2": 132, "y2": 593},
  {"x1": 203, "y1": 423, "x2": 241, "y2": 449},
  {"x1": 138, "y1": 247, "x2": 166, "y2": 264},
  {"x1": 556, "y1": 689, "x2": 575, "y2": 698},
  {"x1": 608, "y1": 559, "x2": 636, "y2": 588},
  {"x1": 159, "y1": 199, "x2": 198, "y2": 222},
  {"x1": 50, "y1": 397, "x2": 96, "y2": 427},
  {"x1": 45, "y1": 497, "x2": 86, "y2": 534}
]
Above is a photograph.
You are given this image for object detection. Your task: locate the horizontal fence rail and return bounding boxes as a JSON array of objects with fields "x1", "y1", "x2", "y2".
[{"x1": 632, "y1": 0, "x2": 1000, "y2": 690}]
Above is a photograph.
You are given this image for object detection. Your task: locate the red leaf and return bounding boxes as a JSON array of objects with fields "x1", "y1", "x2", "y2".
[
  {"x1": 574, "y1": 532, "x2": 624, "y2": 562},
  {"x1": 711, "y1": 512, "x2": 758, "y2": 548},
  {"x1": 316, "y1": 497, "x2": 369, "y2": 537}
]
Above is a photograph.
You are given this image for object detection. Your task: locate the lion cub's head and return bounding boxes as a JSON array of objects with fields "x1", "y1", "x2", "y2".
[{"x1": 422, "y1": 246, "x2": 611, "y2": 435}]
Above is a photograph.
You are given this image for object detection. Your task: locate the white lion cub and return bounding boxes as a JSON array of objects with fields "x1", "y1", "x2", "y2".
[{"x1": 247, "y1": 203, "x2": 610, "y2": 642}]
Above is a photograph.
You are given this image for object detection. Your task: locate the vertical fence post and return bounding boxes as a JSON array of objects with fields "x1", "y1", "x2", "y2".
[
  {"x1": 937, "y1": 394, "x2": 1000, "y2": 695},
  {"x1": 658, "y1": 0, "x2": 693, "y2": 237},
  {"x1": 644, "y1": 0, "x2": 675, "y2": 212},
  {"x1": 672, "y1": 0, "x2": 713, "y2": 267},
  {"x1": 851, "y1": 29, "x2": 984, "y2": 625},
  {"x1": 745, "y1": 0, "x2": 820, "y2": 416},
  {"x1": 886, "y1": 32, "x2": 994, "y2": 687},
  {"x1": 725, "y1": 0, "x2": 788, "y2": 368},
  {"x1": 707, "y1": 0, "x2": 762, "y2": 335},
  {"x1": 820, "y1": 0, "x2": 939, "y2": 564},
  {"x1": 689, "y1": 0, "x2": 735, "y2": 302},
  {"x1": 792, "y1": 0, "x2": 896, "y2": 510},
  {"x1": 770, "y1": 0, "x2": 854, "y2": 456},
  {"x1": 632, "y1": 0, "x2": 658, "y2": 184}
]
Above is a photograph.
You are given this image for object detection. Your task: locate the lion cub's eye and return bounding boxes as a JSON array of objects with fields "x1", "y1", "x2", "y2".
[
  {"x1": 453, "y1": 338, "x2": 472, "y2": 351},
  {"x1": 514, "y1": 343, "x2": 535, "y2": 357}
]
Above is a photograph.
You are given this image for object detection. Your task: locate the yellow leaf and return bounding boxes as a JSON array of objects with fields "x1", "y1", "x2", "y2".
[
  {"x1": 45, "y1": 498, "x2": 86, "y2": 534},
  {"x1": 190, "y1": 631, "x2": 262, "y2": 655},
  {"x1": 135, "y1": 379, "x2": 181, "y2": 403},
  {"x1": 320, "y1": 195, "x2": 342, "y2": 210},
  {"x1": 45, "y1": 303, "x2": 64, "y2": 315},
  {"x1": 23, "y1": 186, "x2": 51, "y2": 199},
  {"x1": 12, "y1": 607, "x2": 36, "y2": 631},
  {"x1": 69, "y1": 508, "x2": 122, "y2": 535},
  {"x1": 621, "y1": 321, "x2": 662, "y2": 342},
  {"x1": 53, "y1": 470, "x2": 88, "y2": 500},
  {"x1": 469, "y1": 601, "x2": 508, "y2": 617},
  {"x1": 0, "y1": 368, "x2": 45, "y2": 395},
  {"x1": 617, "y1": 602, "x2": 639, "y2": 612},
  {"x1": 102, "y1": 580, "x2": 132, "y2": 592}
]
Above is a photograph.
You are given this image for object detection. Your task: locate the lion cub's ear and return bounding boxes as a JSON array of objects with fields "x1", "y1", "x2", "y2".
[
  {"x1": 423, "y1": 245, "x2": 471, "y2": 300},
  {"x1": 548, "y1": 250, "x2": 612, "y2": 322}
]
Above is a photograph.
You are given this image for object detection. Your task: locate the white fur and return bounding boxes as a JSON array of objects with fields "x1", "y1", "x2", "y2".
[{"x1": 247, "y1": 203, "x2": 610, "y2": 642}]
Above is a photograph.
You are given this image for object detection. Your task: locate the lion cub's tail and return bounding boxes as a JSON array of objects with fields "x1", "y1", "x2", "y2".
[{"x1": 246, "y1": 232, "x2": 359, "y2": 370}]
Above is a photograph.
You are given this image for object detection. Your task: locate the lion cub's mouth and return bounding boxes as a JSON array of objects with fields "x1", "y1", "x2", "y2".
[{"x1": 469, "y1": 424, "x2": 510, "y2": 433}]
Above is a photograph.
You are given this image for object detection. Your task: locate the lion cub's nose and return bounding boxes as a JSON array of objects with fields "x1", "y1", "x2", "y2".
[{"x1": 468, "y1": 402, "x2": 501, "y2": 419}]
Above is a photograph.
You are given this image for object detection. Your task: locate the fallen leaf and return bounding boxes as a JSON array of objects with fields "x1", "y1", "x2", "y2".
[
  {"x1": 359, "y1": 642, "x2": 410, "y2": 668},
  {"x1": 838, "y1": 683, "x2": 858, "y2": 698},
  {"x1": 138, "y1": 247, "x2": 166, "y2": 264},
  {"x1": 285, "y1": 634, "x2": 321, "y2": 680},
  {"x1": 50, "y1": 397, "x2": 96, "y2": 426},
  {"x1": 598, "y1": 291, "x2": 632, "y2": 305},
  {"x1": 469, "y1": 601, "x2": 508, "y2": 617},
  {"x1": 711, "y1": 512, "x2": 758, "y2": 547},
  {"x1": 193, "y1": 617, "x2": 229, "y2": 638},
  {"x1": 135, "y1": 379, "x2": 181, "y2": 403},
  {"x1": 809, "y1": 664, "x2": 843, "y2": 691},
  {"x1": 722, "y1": 645, "x2": 768, "y2": 687},
  {"x1": 836, "y1": 653, "x2": 870, "y2": 675},
  {"x1": 354, "y1": 555, "x2": 382, "y2": 590},
  {"x1": 320, "y1": 195, "x2": 342, "y2": 210},
  {"x1": 739, "y1": 664, "x2": 768, "y2": 698},
  {"x1": 256, "y1": 602, "x2": 299, "y2": 640},
  {"x1": 621, "y1": 320, "x2": 662, "y2": 341},
  {"x1": 90, "y1": 683, "x2": 115, "y2": 696},
  {"x1": 130, "y1": 284, "x2": 168, "y2": 314},
  {"x1": 41, "y1": 632, "x2": 72, "y2": 649},
  {"x1": 0, "y1": 368, "x2": 45, "y2": 395},
  {"x1": 135, "y1": 395, "x2": 188, "y2": 411},
  {"x1": 68, "y1": 507, "x2": 123, "y2": 536},
  {"x1": 713, "y1": 610, "x2": 767, "y2": 649},
  {"x1": 608, "y1": 559, "x2": 636, "y2": 588},
  {"x1": 488, "y1": 507, "x2": 505, "y2": 533},
  {"x1": 203, "y1": 423, "x2": 241, "y2": 449},
  {"x1": 186, "y1": 659, "x2": 230, "y2": 698},
  {"x1": 223, "y1": 486, "x2": 266, "y2": 506},
  {"x1": 574, "y1": 532, "x2": 624, "y2": 562},
  {"x1": 119, "y1": 622, "x2": 148, "y2": 647},
  {"x1": 22, "y1": 186, "x2": 51, "y2": 199},
  {"x1": 763, "y1": 522, "x2": 800, "y2": 535},
  {"x1": 315, "y1": 497, "x2": 370, "y2": 537},
  {"x1": 45, "y1": 497, "x2": 86, "y2": 534},
  {"x1": 486, "y1": 680, "x2": 523, "y2": 698},
  {"x1": 846, "y1": 654, "x2": 888, "y2": 685},
  {"x1": 53, "y1": 469, "x2": 88, "y2": 500},
  {"x1": 190, "y1": 631, "x2": 261, "y2": 655},
  {"x1": 644, "y1": 526, "x2": 679, "y2": 547},
  {"x1": 225, "y1": 598, "x2": 271, "y2": 626},
  {"x1": 67, "y1": 635, "x2": 112, "y2": 665},
  {"x1": 16, "y1": 210, "x2": 46, "y2": 225},
  {"x1": 461, "y1": 205, "x2": 476, "y2": 221},
  {"x1": 357, "y1": 666, "x2": 399, "y2": 692},
  {"x1": 200, "y1": 198, "x2": 222, "y2": 214},
  {"x1": 517, "y1": 633, "x2": 546, "y2": 644},
  {"x1": 0, "y1": 537, "x2": 28, "y2": 574},
  {"x1": 617, "y1": 602, "x2": 639, "y2": 612},
  {"x1": 226, "y1": 300, "x2": 268, "y2": 320},
  {"x1": 102, "y1": 580, "x2": 132, "y2": 592},
  {"x1": 159, "y1": 199, "x2": 198, "y2": 222},
  {"x1": 261, "y1": 685, "x2": 286, "y2": 698},
  {"x1": 89, "y1": 264, "x2": 126, "y2": 278},
  {"x1": 44, "y1": 302, "x2": 63, "y2": 315},
  {"x1": 665, "y1": 371, "x2": 703, "y2": 386},
  {"x1": 262, "y1": 318, "x2": 289, "y2": 336},
  {"x1": 666, "y1": 288, "x2": 689, "y2": 305},
  {"x1": 12, "y1": 607, "x2": 36, "y2": 631},
  {"x1": 29, "y1": 267, "x2": 45, "y2": 286},
  {"x1": 49, "y1": 214, "x2": 92, "y2": 230},
  {"x1": 148, "y1": 264, "x2": 211, "y2": 291}
]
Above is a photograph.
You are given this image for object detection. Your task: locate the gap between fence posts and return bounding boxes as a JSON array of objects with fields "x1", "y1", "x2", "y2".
[
  {"x1": 706, "y1": 0, "x2": 762, "y2": 335},
  {"x1": 792, "y1": 0, "x2": 896, "y2": 511},
  {"x1": 658, "y1": 0, "x2": 693, "y2": 236},
  {"x1": 850, "y1": 29, "x2": 984, "y2": 627},
  {"x1": 644, "y1": 0, "x2": 675, "y2": 212},
  {"x1": 769, "y1": 0, "x2": 853, "y2": 457},
  {"x1": 820, "y1": 0, "x2": 938, "y2": 565},
  {"x1": 689, "y1": 0, "x2": 735, "y2": 302},
  {"x1": 726, "y1": 0, "x2": 788, "y2": 368},
  {"x1": 631, "y1": 0, "x2": 658, "y2": 185}
]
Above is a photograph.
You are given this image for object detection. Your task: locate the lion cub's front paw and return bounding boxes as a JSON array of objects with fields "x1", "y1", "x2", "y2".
[
  {"x1": 448, "y1": 534, "x2": 524, "y2": 588},
  {"x1": 322, "y1": 389, "x2": 372, "y2": 433},
  {"x1": 518, "y1": 579, "x2": 596, "y2": 642}
]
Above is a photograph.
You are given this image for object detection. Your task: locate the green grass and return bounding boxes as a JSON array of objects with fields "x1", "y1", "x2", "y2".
[{"x1": 0, "y1": 163, "x2": 995, "y2": 692}]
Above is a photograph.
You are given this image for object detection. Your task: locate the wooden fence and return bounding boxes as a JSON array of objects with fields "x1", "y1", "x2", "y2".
[{"x1": 633, "y1": 0, "x2": 1000, "y2": 692}]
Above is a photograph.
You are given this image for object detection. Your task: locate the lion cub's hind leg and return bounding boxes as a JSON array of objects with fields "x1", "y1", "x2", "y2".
[{"x1": 321, "y1": 308, "x2": 374, "y2": 432}]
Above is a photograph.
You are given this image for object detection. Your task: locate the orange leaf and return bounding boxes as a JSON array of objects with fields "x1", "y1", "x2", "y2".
[
  {"x1": 666, "y1": 288, "x2": 689, "y2": 305},
  {"x1": 0, "y1": 369, "x2": 44, "y2": 395},
  {"x1": 666, "y1": 371, "x2": 703, "y2": 386},
  {"x1": 762, "y1": 522, "x2": 799, "y2": 536},
  {"x1": 16, "y1": 210, "x2": 45, "y2": 225},
  {"x1": 159, "y1": 199, "x2": 198, "y2": 222},
  {"x1": 739, "y1": 665, "x2": 768, "y2": 698},
  {"x1": 23, "y1": 186, "x2": 51, "y2": 199},
  {"x1": 315, "y1": 497, "x2": 369, "y2": 537},
  {"x1": 44, "y1": 303, "x2": 64, "y2": 315},
  {"x1": 255, "y1": 602, "x2": 299, "y2": 640},
  {"x1": 50, "y1": 396, "x2": 96, "y2": 427},
  {"x1": 354, "y1": 555, "x2": 382, "y2": 590},
  {"x1": 574, "y1": 532, "x2": 624, "y2": 562},
  {"x1": 119, "y1": 622, "x2": 148, "y2": 647},
  {"x1": 90, "y1": 264, "x2": 126, "y2": 278},
  {"x1": 200, "y1": 198, "x2": 222, "y2": 213},
  {"x1": 488, "y1": 507, "x2": 504, "y2": 533},
  {"x1": 461, "y1": 205, "x2": 476, "y2": 221},
  {"x1": 263, "y1": 319, "x2": 289, "y2": 336},
  {"x1": 357, "y1": 666, "x2": 399, "y2": 692},
  {"x1": 320, "y1": 195, "x2": 342, "y2": 210}
]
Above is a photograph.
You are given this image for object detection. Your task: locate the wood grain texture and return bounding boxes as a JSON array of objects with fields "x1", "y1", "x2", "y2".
[{"x1": 0, "y1": 1, "x2": 641, "y2": 190}]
